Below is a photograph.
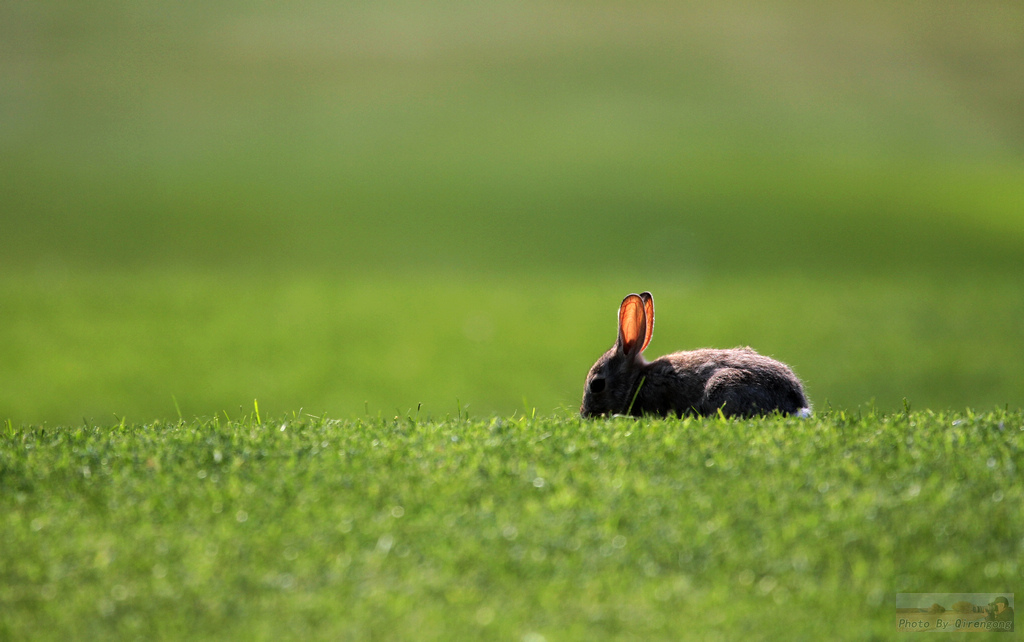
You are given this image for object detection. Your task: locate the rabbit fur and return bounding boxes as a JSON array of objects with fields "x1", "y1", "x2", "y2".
[{"x1": 581, "y1": 292, "x2": 810, "y2": 418}]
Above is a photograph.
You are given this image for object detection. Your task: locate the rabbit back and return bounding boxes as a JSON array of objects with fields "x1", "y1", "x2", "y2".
[{"x1": 637, "y1": 347, "x2": 809, "y2": 417}]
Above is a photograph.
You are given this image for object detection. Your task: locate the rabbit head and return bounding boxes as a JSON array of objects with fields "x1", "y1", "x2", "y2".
[{"x1": 580, "y1": 292, "x2": 653, "y2": 417}]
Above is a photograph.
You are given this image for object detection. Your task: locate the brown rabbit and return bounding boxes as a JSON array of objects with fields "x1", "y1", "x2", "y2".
[{"x1": 580, "y1": 292, "x2": 810, "y2": 418}]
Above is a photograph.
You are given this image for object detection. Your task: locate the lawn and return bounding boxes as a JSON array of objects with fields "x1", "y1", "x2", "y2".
[
  {"x1": 2, "y1": 0, "x2": 1022, "y2": 422},
  {"x1": 3, "y1": 409, "x2": 1021, "y2": 640},
  {"x1": 2, "y1": 1, "x2": 1023, "y2": 639},
  {"x1": 2, "y1": 271, "x2": 1022, "y2": 424}
]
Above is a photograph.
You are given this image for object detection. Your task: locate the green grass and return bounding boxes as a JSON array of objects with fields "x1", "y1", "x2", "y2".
[
  {"x1": 3, "y1": 409, "x2": 1021, "y2": 640},
  {"x1": 3, "y1": 3, "x2": 1022, "y2": 638},
  {"x1": 2, "y1": 271, "x2": 1022, "y2": 424},
  {"x1": 3, "y1": 1, "x2": 1023, "y2": 423}
]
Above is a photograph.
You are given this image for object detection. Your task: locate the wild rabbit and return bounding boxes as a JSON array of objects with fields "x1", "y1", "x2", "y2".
[{"x1": 581, "y1": 292, "x2": 810, "y2": 418}]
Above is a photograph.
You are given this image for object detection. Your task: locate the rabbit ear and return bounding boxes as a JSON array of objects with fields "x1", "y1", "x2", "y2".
[
  {"x1": 617, "y1": 293, "x2": 648, "y2": 358},
  {"x1": 639, "y1": 292, "x2": 654, "y2": 353}
]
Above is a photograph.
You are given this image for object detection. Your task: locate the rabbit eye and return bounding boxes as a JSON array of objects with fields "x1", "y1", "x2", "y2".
[{"x1": 589, "y1": 377, "x2": 606, "y2": 394}]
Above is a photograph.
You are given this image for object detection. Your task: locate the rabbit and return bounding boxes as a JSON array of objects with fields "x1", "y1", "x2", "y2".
[{"x1": 580, "y1": 291, "x2": 811, "y2": 418}]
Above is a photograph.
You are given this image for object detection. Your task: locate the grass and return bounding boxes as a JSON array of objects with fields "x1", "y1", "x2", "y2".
[
  {"x1": 2, "y1": 4, "x2": 1023, "y2": 636},
  {"x1": 3, "y1": 1, "x2": 1024, "y2": 421},
  {"x1": 4, "y1": 1, "x2": 1024, "y2": 278},
  {"x1": 2, "y1": 271, "x2": 1022, "y2": 424},
  {"x1": 2, "y1": 408, "x2": 1022, "y2": 640}
]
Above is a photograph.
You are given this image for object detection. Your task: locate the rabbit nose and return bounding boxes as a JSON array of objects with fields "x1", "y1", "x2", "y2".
[{"x1": 579, "y1": 404, "x2": 599, "y2": 419}]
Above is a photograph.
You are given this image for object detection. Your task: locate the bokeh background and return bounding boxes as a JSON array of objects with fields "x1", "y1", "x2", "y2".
[{"x1": 2, "y1": 0, "x2": 1022, "y2": 423}]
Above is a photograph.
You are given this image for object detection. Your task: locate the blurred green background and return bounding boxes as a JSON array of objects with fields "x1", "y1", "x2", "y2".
[{"x1": 2, "y1": 0, "x2": 1022, "y2": 423}]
